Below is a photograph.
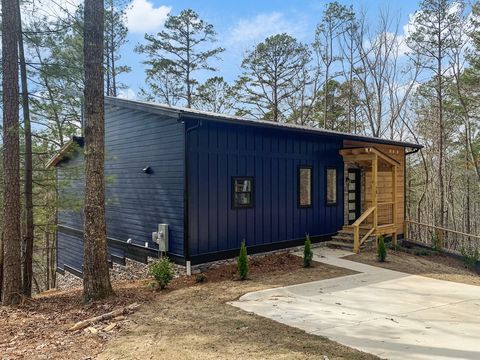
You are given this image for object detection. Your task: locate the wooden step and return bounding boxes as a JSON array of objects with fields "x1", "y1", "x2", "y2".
[
  {"x1": 325, "y1": 241, "x2": 355, "y2": 251},
  {"x1": 331, "y1": 234, "x2": 354, "y2": 243}
]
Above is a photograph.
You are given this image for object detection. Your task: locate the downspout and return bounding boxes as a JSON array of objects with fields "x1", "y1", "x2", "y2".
[{"x1": 183, "y1": 117, "x2": 202, "y2": 275}]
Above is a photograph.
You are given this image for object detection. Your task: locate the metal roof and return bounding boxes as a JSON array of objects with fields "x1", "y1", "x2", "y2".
[{"x1": 107, "y1": 96, "x2": 423, "y2": 149}]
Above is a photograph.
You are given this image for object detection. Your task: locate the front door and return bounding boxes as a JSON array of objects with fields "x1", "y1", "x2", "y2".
[{"x1": 347, "y1": 169, "x2": 361, "y2": 225}]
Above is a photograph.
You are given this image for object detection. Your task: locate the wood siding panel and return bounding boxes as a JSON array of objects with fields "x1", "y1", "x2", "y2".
[
  {"x1": 343, "y1": 140, "x2": 405, "y2": 234},
  {"x1": 187, "y1": 119, "x2": 345, "y2": 256},
  {"x1": 56, "y1": 104, "x2": 185, "y2": 273}
]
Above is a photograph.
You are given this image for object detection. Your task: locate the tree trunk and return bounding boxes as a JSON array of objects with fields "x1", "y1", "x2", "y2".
[
  {"x1": 2, "y1": 0, "x2": 22, "y2": 305},
  {"x1": 83, "y1": 0, "x2": 113, "y2": 302},
  {"x1": 110, "y1": 14, "x2": 117, "y2": 98},
  {"x1": 437, "y1": 38, "x2": 445, "y2": 228},
  {"x1": 17, "y1": 0, "x2": 34, "y2": 298}
]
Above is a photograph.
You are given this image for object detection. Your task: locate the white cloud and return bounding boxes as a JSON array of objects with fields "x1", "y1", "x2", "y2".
[
  {"x1": 228, "y1": 12, "x2": 306, "y2": 46},
  {"x1": 125, "y1": 0, "x2": 171, "y2": 34},
  {"x1": 117, "y1": 88, "x2": 137, "y2": 100}
]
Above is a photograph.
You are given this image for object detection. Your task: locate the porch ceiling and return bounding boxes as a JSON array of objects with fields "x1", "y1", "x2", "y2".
[{"x1": 340, "y1": 146, "x2": 400, "y2": 168}]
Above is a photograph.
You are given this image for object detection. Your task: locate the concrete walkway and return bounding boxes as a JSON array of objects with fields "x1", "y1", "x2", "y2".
[{"x1": 230, "y1": 248, "x2": 480, "y2": 360}]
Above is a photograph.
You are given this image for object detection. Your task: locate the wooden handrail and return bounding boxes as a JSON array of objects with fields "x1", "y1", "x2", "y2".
[
  {"x1": 353, "y1": 206, "x2": 376, "y2": 253},
  {"x1": 360, "y1": 227, "x2": 376, "y2": 245},
  {"x1": 352, "y1": 207, "x2": 376, "y2": 227},
  {"x1": 405, "y1": 220, "x2": 480, "y2": 240}
]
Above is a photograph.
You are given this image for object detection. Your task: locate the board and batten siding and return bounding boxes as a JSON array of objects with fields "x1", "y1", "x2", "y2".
[
  {"x1": 186, "y1": 118, "x2": 344, "y2": 259},
  {"x1": 56, "y1": 102, "x2": 185, "y2": 274}
]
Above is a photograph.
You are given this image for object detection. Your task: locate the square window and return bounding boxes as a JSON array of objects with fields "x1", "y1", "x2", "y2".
[
  {"x1": 232, "y1": 177, "x2": 254, "y2": 208},
  {"x1": 298, "y1": 166, "x2": 313, "y2": 207},
  {"x1": 326, "y1": 168, "x2": 337, "y2": 205}
]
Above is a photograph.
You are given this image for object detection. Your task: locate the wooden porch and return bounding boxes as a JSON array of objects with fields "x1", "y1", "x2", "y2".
[{"x1": 338, "y1": 146, "x2": 401, "y2": 253}]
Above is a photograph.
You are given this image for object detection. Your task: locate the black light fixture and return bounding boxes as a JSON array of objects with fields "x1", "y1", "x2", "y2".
[{"x1": 143, "y1": 166, "x2": 153, "y2": 174}]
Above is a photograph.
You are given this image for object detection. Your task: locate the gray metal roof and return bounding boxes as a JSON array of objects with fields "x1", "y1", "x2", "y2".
[{"x1": 105, "y1": 96, "x2": 423, "y2": 150}]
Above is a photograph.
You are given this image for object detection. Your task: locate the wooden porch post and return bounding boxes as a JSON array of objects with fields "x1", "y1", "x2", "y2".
[
  {"x1": 392, "y1": 165, "x2": 397, "y2": 246},
  {"x1": 372, "y1": 155, "x2": 378, "y2": 230}
]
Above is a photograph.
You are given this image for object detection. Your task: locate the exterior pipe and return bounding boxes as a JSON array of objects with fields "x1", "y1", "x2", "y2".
[
  {"x1": 183, "y1": 118, "x2": 202, "y2": 271},
  {"x1": 404, "y1": 146, "x2": 420, "y2": 238}
]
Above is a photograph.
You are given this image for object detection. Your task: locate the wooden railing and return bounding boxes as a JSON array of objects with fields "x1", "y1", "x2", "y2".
[
  {"x1": 353, "y1": 206, "x2": 376, "y2": 253},
  {"x1": 404, "y1": 220, "x2": 480, "y2": 254}
]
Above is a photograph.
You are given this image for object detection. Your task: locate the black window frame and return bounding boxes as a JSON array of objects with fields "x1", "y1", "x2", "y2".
[
  {"x1": 325, "y1": 167, "x2": 338, "y2": 206},
  {"x1": 297, "y1": 165, "x2": 313, "y2": 208},
  {"x1": 232, "y1": 176, "x2": 255, "y2": 209}
]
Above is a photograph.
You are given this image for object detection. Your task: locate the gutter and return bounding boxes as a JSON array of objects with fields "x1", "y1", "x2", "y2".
[
  {"x1": 404, "y1": 146, "x2": 421, "y2": 234},
  {"x1": 405, "y1": 147, "x2": 421, "y2": 155}
]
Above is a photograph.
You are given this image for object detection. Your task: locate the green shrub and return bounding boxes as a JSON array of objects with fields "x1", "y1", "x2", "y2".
[
  {"x1": 431, "y1": 233, "x2": 443, "y2": 252},
  {"x1": 195, "y1": 273, "x2": 207, "y2": 283},
  {"x1": 149, "y1": 257, "x2": 174, "y2": 290},
  {"x1": 237, "y1": 240, "x2": 249, "y2": 280},
  {"x1": 377, "y1": 236, "x2": 387, "y2": 262},
  {"x1": 461, "y1": 246, "x2": 479, "y2": 270},
  {"x1": 303, "y1": 234, "x2": 313, "y2": 268},
  {"x1": 414, "y1": 248, "x2": 429, "y2": 256},
  {"x1": 390, "y1": 243, "x2": 401, "y2": 252}
]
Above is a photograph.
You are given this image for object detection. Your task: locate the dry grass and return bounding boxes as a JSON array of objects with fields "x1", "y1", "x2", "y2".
[
  {"x1": 345, "y1": 246, "x2": 480, "y2": 286},
  {"x1": 98, "y1": 253, "x2": 377, "y2": 360},
  {"x1": 1, "y1": 252, "x2": 377, "y2": 360}
]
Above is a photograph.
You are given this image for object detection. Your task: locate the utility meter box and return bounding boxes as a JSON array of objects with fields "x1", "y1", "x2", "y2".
[{"x1": 152, "y1": 224, "x2": 169, "y2": 252}]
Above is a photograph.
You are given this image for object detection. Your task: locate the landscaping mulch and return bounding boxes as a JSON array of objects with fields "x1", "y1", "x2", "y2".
[
  {"x1": 99, "y1": 253, "x2": 375, "y2": 360},
  {"x1": 1, "y1": 251, "x2": 370, "y2": 360}
]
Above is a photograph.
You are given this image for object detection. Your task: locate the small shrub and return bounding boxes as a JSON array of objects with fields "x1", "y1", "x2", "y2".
[
  {"x1": 237, "y1": 240, "x2": 249, "y2": 280},
  {"x1": 431, "y1": 233, "x2": 443, "y2": 252},
  {"x1": 149, "y1": 257, "x2": 174, "y2": 290},
  {"x1": 389, "y1": 243, "x2": 401, "y2": 252},
  {"x1": 377, "y1": 236, "x2": 387, "y2": 262},
  {"x1": 195, "y1": 273, "x2": 207, "y2": 283},
  {"x1": 303, "y1": 234, "x2": 313, "y2": 268},
  {"x1": 461, "y1": 246, "x2": 479, "y2": 270},
  {"x1": 414, "y1": 248, "x2": 429, "y2": 256}
]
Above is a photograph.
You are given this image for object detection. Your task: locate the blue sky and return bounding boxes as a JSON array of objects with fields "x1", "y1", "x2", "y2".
[{"x1": 118, "y1": 0, "x2": 421, "y2": 99}]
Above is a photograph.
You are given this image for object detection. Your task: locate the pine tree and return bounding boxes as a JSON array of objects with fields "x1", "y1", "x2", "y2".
[
  {"x1": 17, "y1": 0, "x2": 34, "y2": 298},
  {"x1": 104, "y1": 0, "x2": 130, "y2": 96},
  {"x1": 194, "y1": 77, "x2": 235, "y2": 113},
  {"x1": 1, "y1": 0, "x2": 22, "y2": 305},
  {"x1": 82, "y1": 0, "x2": 113, "y2": 302},
  {"x1": 237, "y1": 33, "x2": 310, "y2": 122},
  {"x1": 136, "y1": 9, "x2": 224, "y2": 107}
]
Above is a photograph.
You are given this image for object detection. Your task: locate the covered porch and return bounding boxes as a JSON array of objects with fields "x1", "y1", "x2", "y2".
[{"x1": 338, "y1": 146, "x2": 401, "y2": 252}]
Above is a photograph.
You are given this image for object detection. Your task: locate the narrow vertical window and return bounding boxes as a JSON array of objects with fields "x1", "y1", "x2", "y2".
[
  {"x1": 298, "y1": 166, "x2": 313, "y2": 208},
  {"x1": 326, "y1": 168, "x2": 337, "y2": 205},
  {"x1": 232, "y1": 177, "x2": 254, "y2": 208}
]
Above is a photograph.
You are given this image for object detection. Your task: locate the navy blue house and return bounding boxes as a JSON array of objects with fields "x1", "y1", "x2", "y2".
[{"x1": 49, "y1": 97, "x2": 421, "y2": 276}]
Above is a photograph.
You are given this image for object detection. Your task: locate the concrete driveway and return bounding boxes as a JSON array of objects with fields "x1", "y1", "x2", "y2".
[{"x1": 230, "y1": 248, "x2": 480, "y2": 360}]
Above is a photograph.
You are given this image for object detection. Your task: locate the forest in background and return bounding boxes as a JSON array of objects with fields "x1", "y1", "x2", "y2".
[{"x1": 0, "y1": 0, "x2": 478, "y2": 293}]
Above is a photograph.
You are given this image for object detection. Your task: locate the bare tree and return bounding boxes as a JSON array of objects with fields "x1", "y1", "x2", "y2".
[
  {"x1": 351, "y1": 8, "x2": 418, "y2": 139},
  {"x1": 83, "y1": 0, "x2": 113, "y2": 301},
  {"x1": 314, "y1": 1, "x2": 353, "y2": 129},
  {"x1": 406, "y1": 0, "x2": 464, "y2": 227}
]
